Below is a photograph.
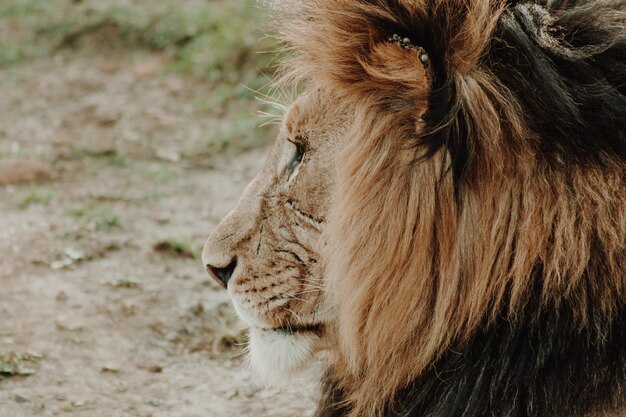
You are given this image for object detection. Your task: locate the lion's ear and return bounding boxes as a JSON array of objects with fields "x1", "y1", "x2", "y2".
[
  {"x1": 367, "y1": 41, "x2": 430, "y2": 95},
  {"x1": 360, "y1": 40, "x2": 431, "y2": 124}
]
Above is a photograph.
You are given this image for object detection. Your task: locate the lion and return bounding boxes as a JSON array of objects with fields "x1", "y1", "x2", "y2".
[{"x1": 202, "y1": 1, "x2": 625, "y2": 416}]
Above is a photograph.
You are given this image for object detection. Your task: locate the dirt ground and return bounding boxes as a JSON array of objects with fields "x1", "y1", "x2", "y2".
[{"x1": 0, "y1": 50, "x2": 318, "y2": 417}]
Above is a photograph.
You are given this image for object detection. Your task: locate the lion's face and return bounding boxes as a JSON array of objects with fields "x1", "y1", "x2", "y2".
[{"x1": 202, "y1": 90, "x2": 348, "y2": 380}]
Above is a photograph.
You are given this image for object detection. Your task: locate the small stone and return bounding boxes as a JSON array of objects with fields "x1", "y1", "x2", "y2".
[
  {"x1": 148, "y1": 365, "x2": 163, "y2": 373},
  {"x1": 64, "y1": 247, "x2": 84, "y2": 261},
  {"x1": 155, "y1": 148, "x2": 181, "y2": 163},
  {"x1": 51, "y1": 258, "x2": 73, "y2": 270},
  {"x1": 223, "y1": 389, "x2": 239, "y2": 400}
]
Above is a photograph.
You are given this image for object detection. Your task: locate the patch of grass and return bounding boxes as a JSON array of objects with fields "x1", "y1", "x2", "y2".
[
  {"x1": 102, "y1": 149, "x2": 127, "y2": 167},
  {"x1": 0, "y1": 0, "x2": 65, "y2": 66},
  {"x1": 0, "y1": 352, "x2": 42, "y2": 378},
  {"x1": 0, "y1": 42, "x2": 41, "y2": 66},
  {"x1": 1, "y1": 0, "x2": 278, "y2": 155},
  {"x1": 57, "y1": 147, "x2": 129, "y2": 167},
  {"x1": 1, "y1": 1, "x2": 275, "y2": 82},
  {"x1": 148, "y1": 164, "x2": 176, "y2": 183},
  {"x1": 70, "y1": 203, "x2": 122, "y2": 232},
  {"x1": 106, "y1": 277, "x2": 140, "y2": 289},
  {"x1": 153, "y1": 237, "x2": 199, "y2": 259},
  {"x1": 18, "y1": 187, "x2": 53, "y2": 209}
]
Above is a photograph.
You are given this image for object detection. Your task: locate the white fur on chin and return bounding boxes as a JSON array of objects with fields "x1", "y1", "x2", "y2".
[{"x1": 248, "y1": 327, "x2": 319, "y2": 386}]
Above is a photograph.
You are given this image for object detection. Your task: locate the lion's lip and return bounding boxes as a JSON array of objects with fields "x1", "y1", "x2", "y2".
[{"x1": 264, "y1": 323, "x2": 325, "y2": 336}]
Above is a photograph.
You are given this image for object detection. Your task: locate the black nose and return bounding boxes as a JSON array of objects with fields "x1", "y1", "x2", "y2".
[{"x1": 205, "y1": 258, "x2": 237, "y2": 288}]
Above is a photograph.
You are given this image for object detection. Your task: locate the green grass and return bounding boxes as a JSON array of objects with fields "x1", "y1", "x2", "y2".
[
  {"x1": 19, "y1": 187, "x2": 54, "y2": 209},
  {"x1": 102, "y1": 150, "x2": 128, "y2": 167},
  {"x1": 70, "y1": 203, "x2": 122, "y2": 232},
  {"x1": 55, "y1": 146, "x2": 129, "y2": 167},
  {"x1": 0, "y1": 0, "x2": 279, "y2": 157},
  {"x1": 0, "y1": 0, "x2": 65, "y2": 66},
  {"x1": 0, "y1": 0, "x2": 275, "y2": 84},
  {"x1": 153, "y1": 237, "x2": 200, "y2": 259}
]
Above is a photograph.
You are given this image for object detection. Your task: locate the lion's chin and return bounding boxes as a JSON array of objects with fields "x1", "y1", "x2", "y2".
[{"x1": 247, "y1": 326, "x2": 324, "y2": 386}]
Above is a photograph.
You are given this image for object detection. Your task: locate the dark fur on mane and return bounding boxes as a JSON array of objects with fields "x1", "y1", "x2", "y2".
[
  {"x1": 275, "y1": 0, "x2": 625, "y2": 416},
  {"x1": 392, "y1": 0, "x2": 626, "y2": 197},
  {"x1": 318, "y1": 286, "x2": 625, "y2": 417}
]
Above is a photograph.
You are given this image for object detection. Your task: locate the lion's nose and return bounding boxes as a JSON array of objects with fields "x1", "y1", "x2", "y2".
[{"x1": 205, "y1": 257, "x2": 237, "y2": 288}]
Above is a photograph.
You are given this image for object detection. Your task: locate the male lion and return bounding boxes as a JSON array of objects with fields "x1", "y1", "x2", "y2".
[{"x1": 202, "y1": 1, "x2": 625, "y2": 416}]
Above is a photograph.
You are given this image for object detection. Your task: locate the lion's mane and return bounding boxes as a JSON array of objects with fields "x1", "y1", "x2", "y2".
[{"x1": 276, "y1": 1, "x2": 625, "y2": 416}]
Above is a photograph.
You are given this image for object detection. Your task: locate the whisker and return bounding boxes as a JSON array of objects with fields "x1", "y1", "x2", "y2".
[
  {"x1": 284, "y1": 307, "x2": 304, "y2": 322},
  {"x1": 295, "y1": 289, "x2": 322, "y2": 296}
]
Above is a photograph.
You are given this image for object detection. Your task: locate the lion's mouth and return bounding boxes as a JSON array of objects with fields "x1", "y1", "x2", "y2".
[{"x1": 270, "y1": 323, "x2": 325, "y2": 336}]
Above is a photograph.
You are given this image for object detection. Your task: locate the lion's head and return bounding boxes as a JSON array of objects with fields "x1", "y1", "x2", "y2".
[
  {"x1": 203, "y1": 1, "x2": 625, "y2": 417},
  {"x1": 202, "y1": 90, "x2": 352, "y2": 380}
]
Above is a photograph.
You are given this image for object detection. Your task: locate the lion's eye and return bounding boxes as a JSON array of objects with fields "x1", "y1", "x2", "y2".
[{"x1": 287, "y1": 138, "x2": 305, "y2": 172}]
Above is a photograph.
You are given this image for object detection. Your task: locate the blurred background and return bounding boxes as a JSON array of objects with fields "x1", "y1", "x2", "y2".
[{"x1": 0, "y1": 1, "x2": 315, "y2": 416}]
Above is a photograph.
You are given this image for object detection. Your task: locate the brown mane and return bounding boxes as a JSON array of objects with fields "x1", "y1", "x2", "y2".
[{"x1": 274, "y1": 1, "x2": 625, "y2": 416}]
